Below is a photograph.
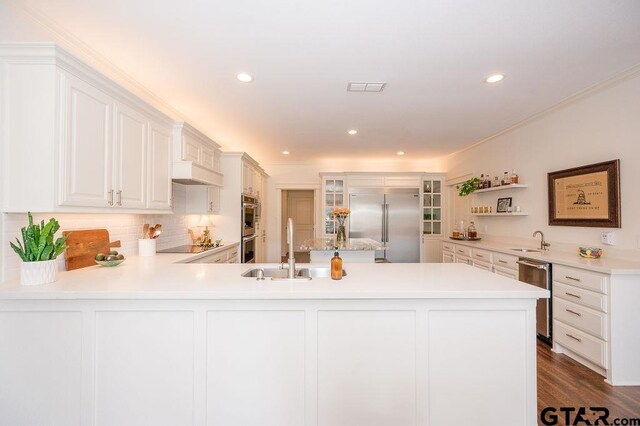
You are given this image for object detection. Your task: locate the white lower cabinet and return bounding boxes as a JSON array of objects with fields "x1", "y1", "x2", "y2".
[
  {"x1": 472, "y1": 260, "x2": 492, "y2": 271},
  {"x1": 184, "y1": 244, "x2": 239, "y2": 264},
  {"x1": 494, "y1": 265, "x2": 518, "y2": 279},
  {"x1": 442, "y1": 252, "x2": 454, "y2": 263},
  {"x1": 552, "y1": 265, "x2": 610, "y2": 374}
]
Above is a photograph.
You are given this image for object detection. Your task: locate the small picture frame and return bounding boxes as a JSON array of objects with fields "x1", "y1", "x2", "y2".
[{"x1": 496, "y1": 197, "x2": 513, "y2": 213}]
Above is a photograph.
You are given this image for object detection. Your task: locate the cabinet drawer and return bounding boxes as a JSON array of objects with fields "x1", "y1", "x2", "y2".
[
  {"x1": 472, "y1": 248, "x2": 493, "y2": 263},
  {"x1": 494, "y1": 265, "x2": 517, "y2": 280},
  {"x1": 227, "y1": 247, "x2": 239, "y2": 261},
  {"x1": 554, "y1": 265, "x2": 608, "y2": 294},
  {"x1": 553, "y1": 297, "x2": 607, "y2": 340},
  {"x1": 554, "y1": 282, "x2": 607, "y2": 313},
  {"x1": 455, "y1": 255, "x2": 472, "y2": 265},
  {"x1": 442, "y1": 252, "x2": 454, "y2": 263},
  {"x1": 442, "y1": 242, "x2": 455, "y2": 253},
  {"x1": 191, "y1": 251, "x2": 227, "y2": 264},
  {"x1": 472, "y1": 259, "x2": 492, "y2": 271},
  {"x1": 493, "y1": 253, "x2": 518, "y2": 270},
  {"x1": 554, "y1": 321, "x2": 608, "y2": 368},
  {"x1": 454, "y1": 245, "x2": 472, "y2": 257}
]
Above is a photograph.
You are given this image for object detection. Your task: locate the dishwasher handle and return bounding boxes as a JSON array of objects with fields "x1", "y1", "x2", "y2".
[{"x1": 517, "y1": 260, "x2": 549, "y2": 270}]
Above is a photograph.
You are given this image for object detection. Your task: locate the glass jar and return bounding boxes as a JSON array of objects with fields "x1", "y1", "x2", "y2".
[{"x1": 467, "y1": 221, "x2": 478, "y2": 239}]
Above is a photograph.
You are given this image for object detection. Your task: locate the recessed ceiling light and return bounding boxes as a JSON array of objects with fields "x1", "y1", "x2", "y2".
[
  {"x1": 237, "y1": 72, "x2": 254, "y2": 83},
  {"x1": 485, "y1": 74, "x2": 505, "y2": 83},
  {"x1": 348, "y1": 129, "x2": 358, "y2": 135},
  {"x1": 282, "y1": 150, "x2": 290, "y2": 155},
  {"x1": 397, "y1": 151, "x2": 405, "y2": 156}
]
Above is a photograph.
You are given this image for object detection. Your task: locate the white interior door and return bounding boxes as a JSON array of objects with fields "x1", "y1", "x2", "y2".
[
  {"x1": 61, "y1": 76, "x2": 113, "y2": 207},
  {"x1": 114, "y1": 102, "x2": 147, "y2": 209},
  {"x1": 287, "y1": 190, "x2": 315, "y2": 251}
]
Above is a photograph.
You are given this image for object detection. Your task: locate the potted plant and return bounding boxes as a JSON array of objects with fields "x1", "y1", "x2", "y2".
[
  {"x1": 9, "y1": 212, "x2": 68, "y2": 285},
  {"x1": 457, "y1": 177, "x2": 481, "y2": 196}
]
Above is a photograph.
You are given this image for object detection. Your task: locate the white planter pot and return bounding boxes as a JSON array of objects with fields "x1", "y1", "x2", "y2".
[
  {"x1": 138, "y1": 238, "x2": 156, "y2": 257},
  {"x1": 20, "y1": 259, "x2": 58, "y2": 286}
]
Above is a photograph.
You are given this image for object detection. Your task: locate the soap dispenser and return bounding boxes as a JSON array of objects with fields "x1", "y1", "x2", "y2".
[{"x1": 331, "y1": 251, "x2": 343, "y2": 280}]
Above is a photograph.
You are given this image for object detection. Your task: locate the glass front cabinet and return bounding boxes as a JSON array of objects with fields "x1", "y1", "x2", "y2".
[
  {"x1": 321, "y1": 175, "x2": 347, "y2": 238},
  {"x1": 421, "y1": 175, "x2": 445, "y2": 263}
]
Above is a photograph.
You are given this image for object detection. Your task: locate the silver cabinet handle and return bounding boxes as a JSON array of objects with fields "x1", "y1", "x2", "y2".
[
  {"x1": 116, "y1": 190, "x2": 122, "y2": 206},
  {"x1": 215, "y1": 258, "x2": 222, "y2": 263},
  {"x1": 476, "y1": 254, "x2": 484, "y2": 258},
  {"x1": 566, "y1": 309, "x2": 582, "y2": 317},
  {"x1": 108, "y1": 189, "x2": 114, "y2": 206},
  {"x1": 565, "y1": 292, "x2": 581, "y2": 299},
  {"x1": 498, "y1": 260, "x2": 508, "y2": 264},
  {"x1": 566, "y1": 276, "x2": 581, "y2": 282},
  {"x1": 566, "y1": 334, "x2": 582, "y2": 343},
  {"x1": 517, "y1": 260, "x2": 548, "y2": 269}
]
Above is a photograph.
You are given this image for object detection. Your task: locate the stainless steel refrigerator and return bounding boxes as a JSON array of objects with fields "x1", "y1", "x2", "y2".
[{"x1": 348, "y1": 188, "x2": 420, "y2": 263}]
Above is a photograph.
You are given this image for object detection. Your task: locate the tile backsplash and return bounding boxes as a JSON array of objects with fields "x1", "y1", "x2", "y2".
[{"x1": 2, "y1": 184, "x2": 203, "y2": 281}]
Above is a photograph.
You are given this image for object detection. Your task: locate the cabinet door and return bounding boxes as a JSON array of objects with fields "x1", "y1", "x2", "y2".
[
  {"x1": 242, "y1": 163, "x2": 253, "y2": 194},
  {"x1": 147, "y1": 121, "x2": 173, "y2": 210},
  {"x1": 60, "y1": 76, "x2": 113, "y2": 207},
  {"x1": 207, "y1": 186, "x2": 220, "y2": 213},
  {"x1": 114, "y1": 102, "x2": 147, "y2": 209}
]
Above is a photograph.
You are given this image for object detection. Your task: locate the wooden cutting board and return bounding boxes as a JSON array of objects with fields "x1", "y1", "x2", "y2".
[{"x1": 63, "y1": 229, "x2": 121, "y2": 271}]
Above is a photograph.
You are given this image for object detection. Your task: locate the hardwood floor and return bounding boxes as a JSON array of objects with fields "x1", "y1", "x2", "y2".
[{"x1": 537, "y1": 341, "x2": 640, "y2": 425}]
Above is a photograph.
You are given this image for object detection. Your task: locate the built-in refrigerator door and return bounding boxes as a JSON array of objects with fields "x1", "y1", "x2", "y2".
[
  {"x1": 348, "y1": 192, "x2": 384, "y2": 243},
  {"x1": 385, "y1": 190, "x2": 421, "y2": 263}
]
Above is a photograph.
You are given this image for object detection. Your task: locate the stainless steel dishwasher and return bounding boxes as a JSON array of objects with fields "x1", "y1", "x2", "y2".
[{"x1": 517, "y1": 258, "x2": 552, "y2": 343}]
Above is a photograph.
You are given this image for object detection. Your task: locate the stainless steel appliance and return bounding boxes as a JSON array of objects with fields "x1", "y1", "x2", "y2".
[
  {"x1": 241, "y1": 195, "x2": 260, "y2": 263},
  {"x1": 518, "y1": 258, "x2": 552, "y2": 342},
  {"x1": 157, "y1": 244, "x2": 223, "y2": 254},
  {"x1": 242, "y1": 234, "x2": 257, "y2": 263},
  {"x1": 242, "y1": 195, "x2": 259, "y2": 237},
  {"x1": 348, "y1": 188, "x2": 420, "y2": 263}
]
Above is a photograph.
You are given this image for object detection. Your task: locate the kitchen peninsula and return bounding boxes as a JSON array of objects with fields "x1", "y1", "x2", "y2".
[
  {"x1": 300, "y1": 237, "x2": 385, "y2": 263},
  {"x1": 0, "y1": 257, "x2": 547, "y2": 426}
]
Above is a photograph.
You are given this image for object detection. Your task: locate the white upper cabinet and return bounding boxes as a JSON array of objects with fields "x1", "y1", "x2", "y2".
[
  {"x1": 0, "y1": 43, "x2": 174, "y2": 213},
  {"x1": 60, "y1": 75, "x2": 113, "y2": 208},
  {"x1": 114, "y1": 102, "x2": 148, "y2": 209},
  {"x1": 147, "y1": 121, "x2": 173, "y2": 210}
]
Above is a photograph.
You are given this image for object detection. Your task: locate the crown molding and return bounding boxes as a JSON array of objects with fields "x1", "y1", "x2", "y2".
[{"x1": 445, "y1": 61, "x2": 640, "y2": 159}]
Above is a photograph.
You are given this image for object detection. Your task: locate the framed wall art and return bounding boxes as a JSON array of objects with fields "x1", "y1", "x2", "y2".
[
  {"x1": 496, "y1": 197, "x2": 512, "y2": 213},
  {"x1": 548, "y1": 159, "x2": 620, "y2": 227}
]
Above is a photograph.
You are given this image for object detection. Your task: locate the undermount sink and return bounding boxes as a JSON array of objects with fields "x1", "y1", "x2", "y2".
[
  {"x1": 510, "y1": 248, "x2": 541, "y2": 253},
  {"x1": 241, "y1": 267, "x2": 347, "y2": 280}
]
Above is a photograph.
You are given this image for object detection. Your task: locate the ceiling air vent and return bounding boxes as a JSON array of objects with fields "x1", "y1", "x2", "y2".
[{"x1": 347, "y1": 82, "x2": 386, "y2": 92}]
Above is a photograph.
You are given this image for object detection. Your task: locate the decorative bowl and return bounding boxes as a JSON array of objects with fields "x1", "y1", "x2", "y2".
[
  {"x1": 95, "y1": 258, "x2": 125, "y2": 267},
  {"x1": 578, "y1": 247, "x2": 603, "y2": 259}
]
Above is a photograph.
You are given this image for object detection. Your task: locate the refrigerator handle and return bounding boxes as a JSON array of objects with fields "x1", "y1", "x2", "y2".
[
  {"x1": 381, "y1": 204, "x2": 386, "y2": 242},
  {"x1": 384, "y1": 204, "x2": 390, "y2": 243}
]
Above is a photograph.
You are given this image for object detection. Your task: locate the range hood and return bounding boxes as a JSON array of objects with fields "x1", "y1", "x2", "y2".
[
  {"x1": 172, "y1": 162, "x2": 223, "y2": 186},
  {"x1": 171, "y1": 122, "x2": 224, "y2": 186}
]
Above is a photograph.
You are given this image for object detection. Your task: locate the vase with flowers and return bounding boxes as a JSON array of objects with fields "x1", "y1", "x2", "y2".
[{"x1": 332, "y1": 208, "x2": 351, "y2": 247}]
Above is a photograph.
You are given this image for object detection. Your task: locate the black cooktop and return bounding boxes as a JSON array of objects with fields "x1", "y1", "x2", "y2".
[{"x1": 157, "y1": 244, "x2": 223, "y2": 254}]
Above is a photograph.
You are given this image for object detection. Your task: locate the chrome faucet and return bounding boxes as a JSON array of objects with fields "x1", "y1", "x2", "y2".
[
  {"x1": 533, "y1": 230, "x2": 551, "y2": 251},
  {"x1": 287, "y1": 217, "x2": 296, "y2": 279}
]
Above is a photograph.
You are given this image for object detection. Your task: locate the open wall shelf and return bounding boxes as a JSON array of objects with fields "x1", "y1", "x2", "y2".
[{"x1": 473, "y1": 184, "x2": 528, "y2": 194}]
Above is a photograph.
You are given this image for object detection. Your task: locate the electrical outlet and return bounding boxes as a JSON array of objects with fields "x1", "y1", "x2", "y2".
[{"x1": 601, "y1": 231, "x2": 616, "y2": 246}]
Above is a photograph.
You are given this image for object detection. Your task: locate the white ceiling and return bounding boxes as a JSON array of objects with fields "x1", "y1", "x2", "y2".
[{"x1": 18, "y1": 0, "x2": 640, "y2": 164}]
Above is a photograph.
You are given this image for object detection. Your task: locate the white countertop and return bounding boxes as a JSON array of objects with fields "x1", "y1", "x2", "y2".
[
  {"x1": 447, "y1": 238, "x2": 640, "y2": 275},
  {"x1": 0, "y1": 253, "x2": 548, "y2": 301},
  {"x1": 300, "y1": 237, "x2": 385, "y2": 251}
]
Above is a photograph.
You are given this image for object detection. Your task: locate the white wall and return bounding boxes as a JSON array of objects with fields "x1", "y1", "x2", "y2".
[{"x1": 443, "y1": 71, "x2": 640, "y2": 257}]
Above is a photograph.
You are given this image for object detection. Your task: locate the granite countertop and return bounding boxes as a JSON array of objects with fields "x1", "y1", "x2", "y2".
[{"x1": 300, "y1": 238, "x2": 386, "y2": 251}]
